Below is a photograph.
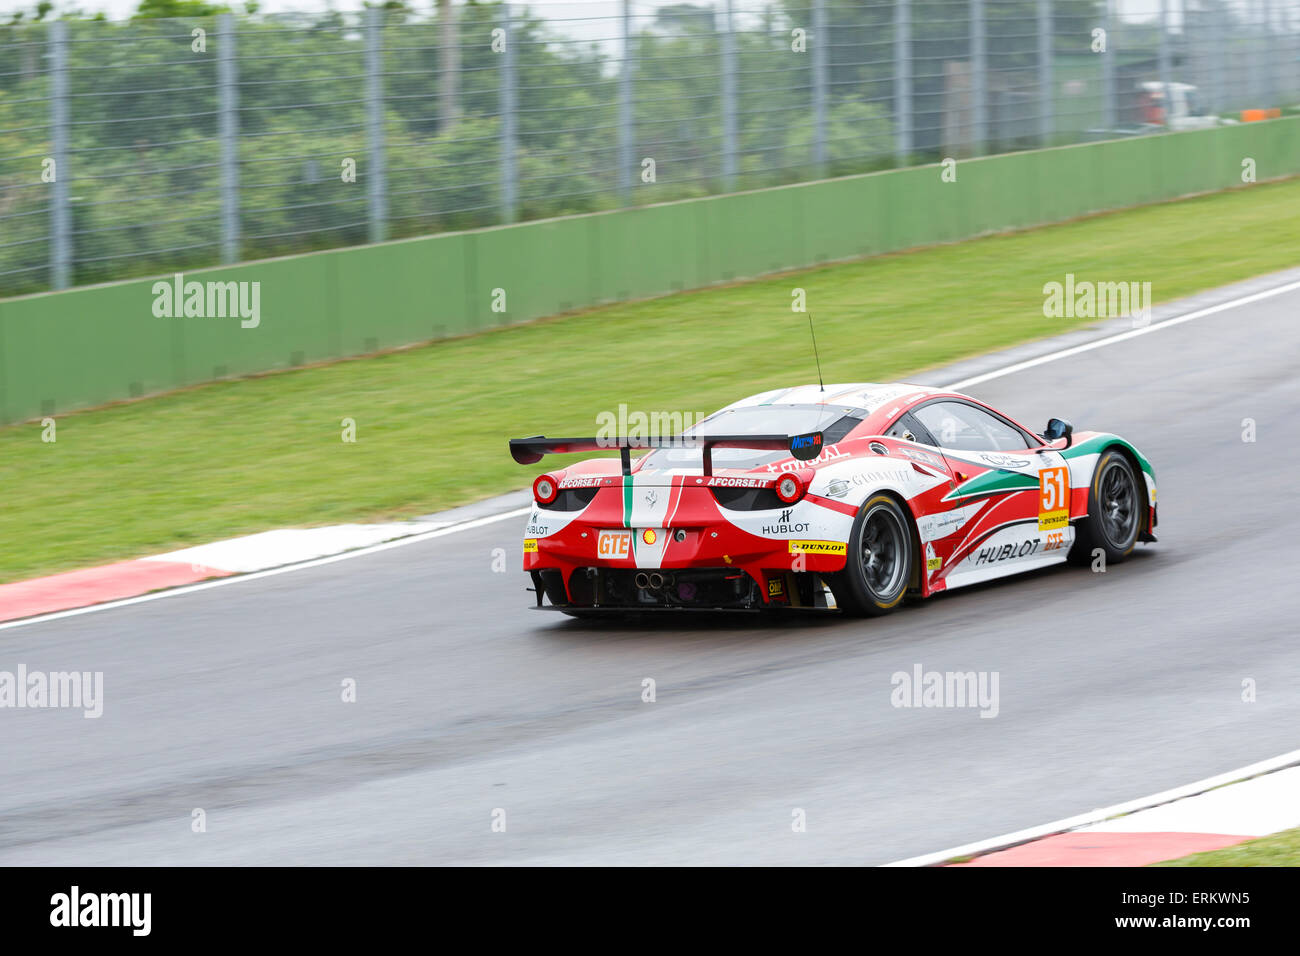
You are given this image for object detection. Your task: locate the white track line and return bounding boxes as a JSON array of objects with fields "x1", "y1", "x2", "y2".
[
  {"x1": 7, "y1": 273, "x2": 1300, "y2": 633},
  {"x1": 944, "y1": 276, "x2": 1300, "y2": 390},
  {"x1": 0, "y1": 508, "x2": 531, "y2": 632},
  {"x1": 884, "y1": 748, "x2": 1300, "y2": 867}
]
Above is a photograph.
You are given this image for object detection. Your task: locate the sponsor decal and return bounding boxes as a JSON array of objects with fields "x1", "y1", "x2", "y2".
[
  {"x1": 788, "y1": 540, "x2": 847, "y2": 556},
  {"x1": 930, "y1": 512, "x2": 965, "y2": 532},
  {"x1": 525, "y1": 522, "x2": 549, "y2": 536},
  {"x1": 925, "y1": 542, "x2": 941, "y2": 571},
  {"x1": 597, "y1": 530, "x2": 631, "y2": 558},
  {"x1": 1038, "y1": 466, "x2": 1070, "y2": 531},
  {"x1": 706, "y1": 476, "x2": 770, "y2": 488},
  {"x1": 762, "y1": 522, "x2": 811, "y2": 535},
  {"x1": 973, "y1": 538, "x2": 1041, "y2": 566},
  {"x1": 1044, "y1": 530, "x2": 1065, "y2": 552},
  {"x1": 899, "y1": 446, "x2": 941, "y2": 466},
  {"x1": 790, "y1": 433, "x2": 822, "y2": 451},
  {"x1": 558, "y1": 476, "x2": 607, "y2": 489},
  {"x1": 981, "y1": 453, "x2": 1031, "y2": 469},
  {"x1": 523, "y1": 539, "x2": 539, "y2": 553},
  {"x1": 831, "y1": 469, "x2": 912, "y2": 492},
  {"x1": 767, "y1": 577, "x2": 786, "y2": 599},
  {"x1": 764, "y1": 443, "x2": 848, "y2": 473},
  {"x1": 641, "y1": 528, "x2": 658, "y2": 545}
]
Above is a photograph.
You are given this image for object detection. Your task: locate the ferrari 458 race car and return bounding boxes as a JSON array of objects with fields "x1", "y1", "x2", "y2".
[{"x1": 509, "y1": 383, "x2": 1156, "y2": 616}]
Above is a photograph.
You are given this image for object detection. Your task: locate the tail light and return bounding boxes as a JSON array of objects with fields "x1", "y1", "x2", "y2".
[
  {"x1": 774, "y1": 470, "x2": 809, "y2": 505},
  {"x1": 533, "y1": 473, "x2": 560, "y2": 505}
]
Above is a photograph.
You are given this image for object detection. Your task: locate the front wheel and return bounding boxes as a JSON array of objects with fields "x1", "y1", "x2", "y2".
[
  {"x1": 829, "y1": 494, "x2": 914, "y2": 617},
  {"x1": 1069, "y1": 449, "x2": 1143, "y2": 565}
]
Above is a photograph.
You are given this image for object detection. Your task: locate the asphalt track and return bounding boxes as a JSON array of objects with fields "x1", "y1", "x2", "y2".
[{"x1": 4, "y1": 272, "x2": 1300, "y2": 866}]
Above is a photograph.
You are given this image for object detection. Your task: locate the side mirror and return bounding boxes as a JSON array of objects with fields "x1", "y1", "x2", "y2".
[{"x1": 1043, "y1": 418, "x2": 1073, "y2": 449}]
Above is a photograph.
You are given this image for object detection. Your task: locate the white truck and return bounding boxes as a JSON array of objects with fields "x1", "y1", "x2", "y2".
[{"x1": 1135, "y1": 81, "x2": 1224, "y2": 130}]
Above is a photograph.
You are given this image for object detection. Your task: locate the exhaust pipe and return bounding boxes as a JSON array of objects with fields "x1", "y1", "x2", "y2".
[
  {"x1": 635, "y1": 572, "x2": 650, "y2": 589},
  {"x1": 648, "y1": 572, "x2": 664, "y2": 590}
]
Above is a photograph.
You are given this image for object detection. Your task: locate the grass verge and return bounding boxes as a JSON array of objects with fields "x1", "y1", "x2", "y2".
[
  {"x1": 3, "y1": 178, "x2": 1300, "y2": 582},
  {"x1": 1152, "y1": 825, "x2": 1300, "y2": 866}
]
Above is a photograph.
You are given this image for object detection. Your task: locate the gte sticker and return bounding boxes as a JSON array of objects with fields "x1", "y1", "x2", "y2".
[
  {"x1": 1038, "y1": 466, "x2": 1069, "y2": 531},
  {"x1": 788, "y1": 540, "x2": 847, "y2": 556},
  {"x1": 523, "y1": 539, "x2": 539, "y2": 553},
  {"x1": 597, "y1": 530, "x2": 631, "y2": 558}
]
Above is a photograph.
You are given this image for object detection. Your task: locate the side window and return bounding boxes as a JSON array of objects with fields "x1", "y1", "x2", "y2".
[
  {"x1": 912, "y1": 402, "x2": 1030, "y2": 452},
  {"x1": 884, "y1": 413, "x2": 934, "y2": 445}
]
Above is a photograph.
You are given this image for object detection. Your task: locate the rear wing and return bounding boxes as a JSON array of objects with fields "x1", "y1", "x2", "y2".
[{"x1": 509, "y1": 432, "x2": 824, "y2": 476}]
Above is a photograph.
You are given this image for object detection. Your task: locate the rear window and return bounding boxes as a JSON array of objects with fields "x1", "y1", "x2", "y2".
[{"x1": 640, "y1": 405, "x2": 861, "y2": 471}]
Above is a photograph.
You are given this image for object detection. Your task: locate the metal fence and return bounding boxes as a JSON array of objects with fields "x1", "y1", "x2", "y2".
[{"x1": 2, "y1": 0, "x2": 1298, "y2": 298}]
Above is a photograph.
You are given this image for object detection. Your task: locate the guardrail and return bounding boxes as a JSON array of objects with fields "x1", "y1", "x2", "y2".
[{"x1": 0, "y1": 117, "x2": 1296, "y2": 425}]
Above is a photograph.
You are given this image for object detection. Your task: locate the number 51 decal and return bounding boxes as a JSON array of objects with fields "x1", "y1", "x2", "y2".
[{"x1": 1038, "y1": 466, "x2": 1070, "y2": 531}]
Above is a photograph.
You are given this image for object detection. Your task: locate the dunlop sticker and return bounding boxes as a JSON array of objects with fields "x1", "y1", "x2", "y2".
[{"x1": 788, "y1": 540, "x2": 847, "y2": 556}]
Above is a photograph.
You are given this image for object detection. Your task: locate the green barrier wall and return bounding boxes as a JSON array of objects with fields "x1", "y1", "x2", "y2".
[{"x1": 2, "y1": 119, "x2": 1297, "y2": 425}]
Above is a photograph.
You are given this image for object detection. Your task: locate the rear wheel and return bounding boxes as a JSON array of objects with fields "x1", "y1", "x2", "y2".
[
  {"x1": 1069, "y1": 449, "x2": 1142, "y2": 565},
  {"x1": 830, "y1": 495, "x2": 914, "y2": 617}
]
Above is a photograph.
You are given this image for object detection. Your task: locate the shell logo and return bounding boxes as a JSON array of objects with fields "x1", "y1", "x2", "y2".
[{"x1": 642, "y1": 529, "x2": 657, "y2": 545}]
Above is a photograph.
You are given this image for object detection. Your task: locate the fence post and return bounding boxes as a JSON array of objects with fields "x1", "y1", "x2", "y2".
[
  {"x1": 49, "y1": 20, "x2": 70, "y2": 291},
  {"x1": 1246, "y1": 1, "x2": 1261, "y2": 107},
  {"x1": 618, "y1": 0, "x2": 633, "y2": 204},
  {"x1": 217, "y1": 13, "x2": 240, "y2": 263},
  {"x1": 970, "y1": 0, "x2": 987, "y2": 154},
  {"x1": 812, "y1": 0, "x2": 827, "y2": 175},
  {"x1": 1101, "y1": 0, "x2": 1115, "y2": 130},
  {"x1": 1196, "y1": 5, "x2": 1215, "y2": 115},
  {"x1": 1157, "y1": 0, "x2": 1171, "y2": 124},
  {"x1": 499, "y1": 4, "x2": 517, "y2": 223},
  {"x1": 1262, "y1": 0, "x2": 1274, "y2": 106},
  {"x1": 895, "y1": 0, "x2": 911, "y2": 165},
  {"x1": 365, "y1": 7, "x2": 388, "y2": 242},
  {"x1": 1215, "y1": 1, "x2": 1229, "y2": 112},
  {"x1": 1037, "y1": 0, "x2": 1052, "y2": 145},
  {"x1": 438, "y1": 0, "x2": 460, "y2": 130},
  {"x1": 721, "y1": 0, "x2": 737, "y2": 190}
]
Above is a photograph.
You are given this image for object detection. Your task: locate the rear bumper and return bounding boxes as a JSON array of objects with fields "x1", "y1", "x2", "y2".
[{"x1": 531, "y1": 566, "x2": 837, "y2": 611}]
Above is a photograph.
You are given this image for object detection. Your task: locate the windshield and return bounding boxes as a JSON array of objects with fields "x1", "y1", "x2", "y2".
[{"x1": 640, "y1": 404, "x2": 861, "y2": 471}]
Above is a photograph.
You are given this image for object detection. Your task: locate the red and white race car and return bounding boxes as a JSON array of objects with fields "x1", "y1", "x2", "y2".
[{"x1": 509, "y1": 383, "x2": 1157, "y2": 616}]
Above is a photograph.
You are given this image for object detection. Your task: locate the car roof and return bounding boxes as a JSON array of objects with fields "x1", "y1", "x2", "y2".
[{"x1": 718, "y1": 382, "x2": 943, "y2": 416}]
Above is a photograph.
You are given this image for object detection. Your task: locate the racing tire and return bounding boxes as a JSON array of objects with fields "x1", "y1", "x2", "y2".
[
  {"x1": 829, "y1": 494, "x2": 914, "y2": 617},
  {"x1": 1068, "y1": 448, "x2": 1143, "y2": 566}
]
